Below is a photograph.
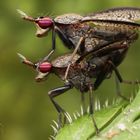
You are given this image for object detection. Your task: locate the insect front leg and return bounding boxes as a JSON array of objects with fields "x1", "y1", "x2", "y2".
[
  {"x1": 42, "y1": 28, "x2": 56, "y2": 61},
  {"x1": 64, "y1": 37, "x2": 85, "y2": 81},
  {"x1": 52, "y1": 27, "x2": 56, "y2": 51},
  {"x1": 48, "y1": 84, "x2": 72, "y2": 128},
  {"x1": 38, "y1": 27, "x2": 56, "y2": 62},
  {"x1": 48, "y1": 25, "x2": 76, "y2": 62},
  {"x1": 55, "y1": 26, "x2": 74, "y2": 49}
]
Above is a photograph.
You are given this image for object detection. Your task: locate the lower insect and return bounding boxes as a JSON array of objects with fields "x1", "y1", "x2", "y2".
[{"x1": 18, "y1": 46, "x2": 140, "y2": 133}]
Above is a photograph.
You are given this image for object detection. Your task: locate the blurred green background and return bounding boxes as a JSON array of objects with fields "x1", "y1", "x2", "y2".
[{"x1": 0, "y1": 0, "x2": 140, "y2": 140}]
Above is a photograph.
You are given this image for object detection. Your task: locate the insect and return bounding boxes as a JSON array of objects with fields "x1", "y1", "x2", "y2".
[
  {"x1": 17, "y1": 37, "x2": 140, "y2": 132},
  {"x1": 17, "y1": 7, "x2": 140, "y2": 80}
]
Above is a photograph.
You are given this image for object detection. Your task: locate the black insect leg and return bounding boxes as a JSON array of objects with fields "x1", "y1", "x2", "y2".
[
  {"x1": 110, "y1": 61, "x2": 140, "y2": 85},
  {"x1": 44, "y1": 28, "x2": 56, "y2": 59},
  {"x1": 108, "y1": 60, "x2": 140, "y2": 100},
  {"x1": 40, "y1": 49, "x2": 55, "y2": 63},
  {"x1": 52, "y1": 27, "x2": 56, "y2": 50},
  {"x1": 55, "y1": 26, "x2": 74, "y2": 49},
  {"x1": 107, "y1": 60, "x2": 129, "y2": 100},
  {"x1": 48, "y1": 84, "x2": 72, "y2": 128},
  {"x1": 89, "y1": 85, "x2": 99, "y2": 134},
  {"x1": 36, "y1": 28, "x2": 57, "y2": 63},
  {"x1": 64, "y1": 37, "x2": 85, "y2": 81},
  {"x1": 46, "y1": 26, "x2": 75, "y2": 61},
  {"x1": 39, "y1": 27, "x2": 56, "y2": 62}
]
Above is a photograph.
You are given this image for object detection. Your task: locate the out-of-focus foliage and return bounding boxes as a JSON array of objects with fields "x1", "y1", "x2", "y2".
[{"x1": 0, "y1": 0, "x2": 140, "y2": 140}]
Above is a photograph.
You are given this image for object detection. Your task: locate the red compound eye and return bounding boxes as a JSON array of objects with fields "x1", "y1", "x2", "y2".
[
  {"x1": 36, "y1": 17, "x2": 53, "y2": 29},
  {"x1": 38, "y1": 62, "x2": 52, "y2": 73}
]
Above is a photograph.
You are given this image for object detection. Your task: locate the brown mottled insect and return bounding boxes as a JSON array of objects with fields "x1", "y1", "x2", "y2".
[
  {"x1": 17, "y1": 7, "x2": 140, "y2": 56},
  {"x1": 17, "y1": 38, "x2": 140, "y2": 131},
  {"x1": 17, "y1": 7, "x2": 140, "y2": 80}
]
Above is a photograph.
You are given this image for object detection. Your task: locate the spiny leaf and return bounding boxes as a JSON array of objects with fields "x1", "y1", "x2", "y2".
[
  {"x1": 92, "y1": 89, "x2": 140, "y2": 140},
  {"x1": 55, "y1": 101, "x2": 127, "y2": 140},
  {"x1": 54, "y1": 89, "x2": 140, "y2": 140}
]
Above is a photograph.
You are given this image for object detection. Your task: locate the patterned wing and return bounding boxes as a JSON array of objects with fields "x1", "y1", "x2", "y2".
[
  {"x1": 52, "y1": 54, "x2": 80, "y2": 68},
  {"x1": 81, "y1": 7, "x2": 140, "y2": 31},
  {"x1": 84, "y1": 7, "x2": 140, "y2": 23}
]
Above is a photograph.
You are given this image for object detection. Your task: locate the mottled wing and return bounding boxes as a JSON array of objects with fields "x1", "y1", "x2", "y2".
[
  {"x1": 52, "y1": 53, "x2": 80, "y2": 68},
  {"x1": 84, "y1": 7, "x2": 140, "y2": 23},
  {"x1": 81, "y1": 7, "x2": 140, "y2": 31},
  {"x1": 54, "y1": 13, "x2": 83, "y2": 24}
]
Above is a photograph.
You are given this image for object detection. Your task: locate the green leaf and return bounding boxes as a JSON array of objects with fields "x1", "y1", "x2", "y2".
[
  {"x1": 55, "y1": 101, "x2": 127, "y2": 140},
  {"x1": 92, "y1": 89, "x2": 140, "y2": 140},
  {"x1": 54, "y1": 89, "x2": 140, "y2": 140}
]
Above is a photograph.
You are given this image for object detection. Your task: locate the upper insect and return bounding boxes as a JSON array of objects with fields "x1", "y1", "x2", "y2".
[{"x1": 17, "y1": 8, "x2": 140, "y2": 53}]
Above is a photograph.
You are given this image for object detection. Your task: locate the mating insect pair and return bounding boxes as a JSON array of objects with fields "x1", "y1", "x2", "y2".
[
  {"x1": 18, "y1": 7, "x2": 140, "y2": 133},
  {"x1": 18, "y1": 40, "x2": 139, "y2": 132},
  {"x1": 17, "y1": 49, "x2": 120, "y2": 132},
  {"x1": 17, "y1": 7, "x2": 140, "y2": 80}
]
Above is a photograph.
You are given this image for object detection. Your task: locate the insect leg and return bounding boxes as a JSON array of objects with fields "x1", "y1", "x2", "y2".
[
  {"x1": 37, "y1": 27, "x2": 56, "y2": 62},
  {"x1": 64, "y1": 37, "x2": 85, "y2": 81},
  {"x1": 52, "y1": 28, "x2": 56, "y2": 50},
  {"x1": 114, "y1": 73, "x2": 129, "y2": 101},
  {"x1": 108, "y1": 60, "x2": 140, "y2": 85},
  {"x1": 40, "y1": 49, "x2": 55, "y2": 63},
  {"x1": 108, "y1": 60, "x2": 138, "y2": 100},
  {"x1": 49, "y1": 25, "x2": 76, "y2": 61},
  {"x1": 81, "y1": 92, "x2": 86, "y2": 115},
  {"x1": 40, "y1": 28, "x2": 56, "y2": 60},
  {"x1": 48, "y1": 84, "x2": 72, "y2": 128},
  {"x1": 89, "y1": 85, "x2": 99, "y2": 134},
  {"x1": 55, "y1": 26, "x2": 74, "y2": 49}
]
